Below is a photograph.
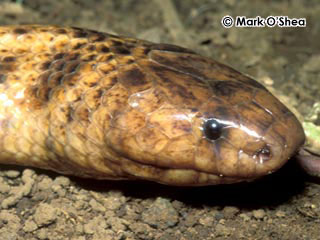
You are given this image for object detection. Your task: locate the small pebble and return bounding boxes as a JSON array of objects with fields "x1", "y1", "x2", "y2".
[
  {"x1": 51, "y1": 184, "x2": 66, "y2": 197},
  {"x1": 215, "y1": 223, "x2": 232, "y2": 237},
  {"x1": 141, "y1": 197, "x2": 179, "y2": 229},
  {"x1": 275, "y1": 210, "x2": 286, "y2": 218},
  {"x1": 53, "y1": 176, "x2": 70, "y2": 187},
  {"x1": 75, "y1": 224, "x2": 84, "y2": 234},
  {"x1": 260, "y1": 76, "x2": 274, "y2": 86},
  {"x1": 89, "y1": 199, "x2": 106, "y2": 212},
  {"x1": 214, "y1": 211, "x2": 225, "y2": 221},
  {"x1": 199, "y1": 216, "x2": 214, "y2": 226},
  {"x1": 0, "y1": 210, "x2": 21, "y2": 232},
  {"x1": 184, "y1": 213, "x2": 198, "y2": 227},
  {"x1": 36, "y1": 228, "x2": 48, "y2": 240},
  {"x1": 37, "y1": 177, "x2": 53, "y2": 191},
  {"x1": 34, "y1": 203, "x2": 57, "y2": 227},
  {"x1": 106, "y1": 217, "x2": 128, "y2": 232},
  {"x1": 239, "y1": 213, "x2": 251, "y2": 221},
  {"x1": 222, "y1": 206, "x2": 240, "y2": 219},
  {"x1": 129, "y1": 222, "x2": 153, "y2": 235},
  {"x1": 0, "y1": 177, "x2": 10, "y2": 193},
  {"x1": 23, "y1": 219, "x2": 38, "y2": 232},
  {"x1": 83, "y1": 216, "x2": 106, "y2": 235},
  {"x1": 1, "y1": 170, "x2": 35, "y2": 209},
  {"x1": 252, "y1": 209, "x2": 266, "y2": 220},
  {"x1": 4, "y1": 170, "x2": 21, "y2": 179},
  {"x1": 103, "y1": 196, "x2": 125, "y2": 211}
]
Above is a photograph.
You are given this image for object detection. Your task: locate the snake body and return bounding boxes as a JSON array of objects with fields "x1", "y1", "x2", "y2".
[{"x1": 0, "y1": 25, "x2": 305, "y2": 186}]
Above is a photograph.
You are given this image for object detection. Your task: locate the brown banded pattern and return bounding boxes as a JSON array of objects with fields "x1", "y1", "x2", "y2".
[{"x1": 0, "y1": 25, "x2": 305, "y2": 186}]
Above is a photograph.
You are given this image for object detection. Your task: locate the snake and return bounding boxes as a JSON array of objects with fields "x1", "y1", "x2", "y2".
[{"x1": 0, "y1": 25, "x2": 307, "y2": 186}]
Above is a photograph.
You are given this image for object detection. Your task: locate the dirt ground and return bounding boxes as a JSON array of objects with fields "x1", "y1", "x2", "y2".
[{"x1": 0, "y1": 0, "x2": 320, "y2": 239}]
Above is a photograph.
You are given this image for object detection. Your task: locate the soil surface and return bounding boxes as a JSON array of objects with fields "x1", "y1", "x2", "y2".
[{"x1": 0, "y1": 1, "x2": 320, "y2": 239}]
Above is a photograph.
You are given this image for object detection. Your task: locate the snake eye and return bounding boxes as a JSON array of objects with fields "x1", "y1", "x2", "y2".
[{"x1": 203, "y1": 119, "x2": 223, "y2": 141}]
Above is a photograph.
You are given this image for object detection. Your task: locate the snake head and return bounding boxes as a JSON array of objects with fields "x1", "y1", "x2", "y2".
[{"x1": 106, "y1": 44, "x2": 305, "y2": 185}]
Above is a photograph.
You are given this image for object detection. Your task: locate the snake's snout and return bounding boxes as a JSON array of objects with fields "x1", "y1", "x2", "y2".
[{"x1": 194, "y1": 82, "x2": 305, "y2": 181}]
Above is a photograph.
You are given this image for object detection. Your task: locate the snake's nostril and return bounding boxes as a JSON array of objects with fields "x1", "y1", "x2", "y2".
[{"x1": 255, "y1": 145, "x2": 272, "y2": 164}]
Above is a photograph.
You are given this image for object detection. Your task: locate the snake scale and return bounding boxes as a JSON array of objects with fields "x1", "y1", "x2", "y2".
[{"x1": 0, "y1": 25, "x2": 305, "y2": 186}]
